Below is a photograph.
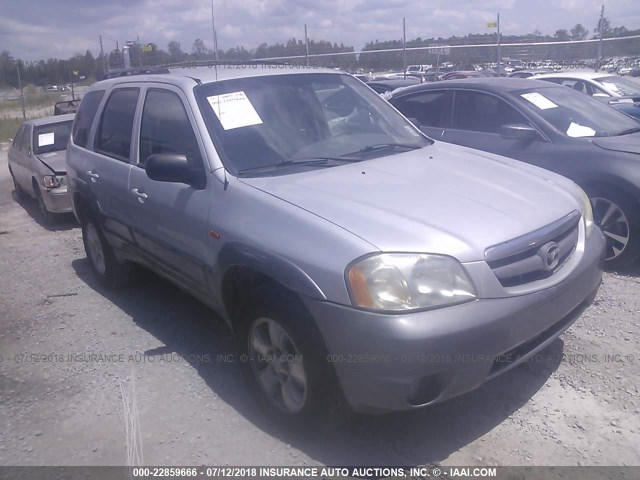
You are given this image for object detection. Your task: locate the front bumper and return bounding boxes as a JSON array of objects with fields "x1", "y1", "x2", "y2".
[
  {"x1": 42, "y1": 186, "x2": 72, "y2": 213},
  {"x1": 303, "y1": 229, "x2": 606, "y2": 413}
]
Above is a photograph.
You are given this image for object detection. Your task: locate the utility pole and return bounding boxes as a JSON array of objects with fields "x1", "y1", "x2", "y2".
[
  {"x1": 99, "y1": 35, "x2": 107, "y2": 75},
  {"x1": 304, "y1": 24, "x2": 309, "y2": 67},
  {"x1": 497, "y1": 13, "x2": 502, "y2": 76},
  {"x1": 402, "y1": 17, "x2": 407, "y2": 78},
  {"x1": 597, "y1": 4, "x2": 605, "y2": 71},
  {"x1": 69, "y1": 66, "x2": 76, "y2": 101},
  {"x1": 17, "y1": 63, "x2": 26, "y2": 121},
  {"x1": 211, "y1": 0, "x2": 219, "y2": 61}
]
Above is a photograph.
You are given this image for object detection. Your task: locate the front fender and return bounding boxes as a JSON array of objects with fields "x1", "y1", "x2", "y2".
[{"x1": 216, "y1": 242, "x2": 327, "y2": 301}]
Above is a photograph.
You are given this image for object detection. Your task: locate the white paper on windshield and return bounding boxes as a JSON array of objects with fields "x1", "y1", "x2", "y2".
[
  {"x1": 38, "y1": 132, "x2": 55, "y2": 147},
  {"x1": 601, "y1": 82, "x2": 621, "y2": 93},
  {"x1": 521, "y1": 92, "x2": 558, "y2": 110},
  {"x1": 566, "y1": 122, "x2": 596, "y2": 138},
  {"x1": 206, "y1": 91, "x2": 262, "y2": 130}
]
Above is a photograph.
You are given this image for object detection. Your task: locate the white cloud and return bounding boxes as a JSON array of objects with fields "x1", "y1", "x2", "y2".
[{"x1": 0, "y1": 0, "x2": 637, "y2": 60}]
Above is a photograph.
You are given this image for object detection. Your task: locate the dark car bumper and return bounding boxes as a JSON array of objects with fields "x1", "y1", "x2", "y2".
[{"x1": 303, "y1": 229, "x2": 606, "y2": 413}]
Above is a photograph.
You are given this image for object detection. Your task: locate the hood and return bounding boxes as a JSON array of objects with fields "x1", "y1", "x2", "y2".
[
  {"x1": 240, "y1": 142, "x2": 581, "y2": 262},
  {"x1": 36, "y1": 150, "x2": 67, "y2": 174},
  {"x1": 591, "y1": 132, "x2": 640, "y2": 155}
]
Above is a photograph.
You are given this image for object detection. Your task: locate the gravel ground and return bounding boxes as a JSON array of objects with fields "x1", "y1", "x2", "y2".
[{"x1": 0, "y1": 146, "x2": 639, "y2": 467}]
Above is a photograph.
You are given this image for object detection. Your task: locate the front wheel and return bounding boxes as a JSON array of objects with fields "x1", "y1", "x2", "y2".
[
  {"x1": 587, "y1": 188, "x2": 640, "y2": 268},
  {"x1": 82, "y1": 217, "x2": 131, "y2": 288},
  {"x1": 34, "y1": 185, "x2": 55, "y2": 226},
  {"x1": 236, "y1": 286, "x2": 342, "y2": 426}
]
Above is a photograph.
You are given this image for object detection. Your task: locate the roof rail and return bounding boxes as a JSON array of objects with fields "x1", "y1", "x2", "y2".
[
  {"x1": 100, "y1": 66, "x2": 171, "y2": 80},
  {"x1": 160, "y1": 59, "x2": 292, "y2": 69}
]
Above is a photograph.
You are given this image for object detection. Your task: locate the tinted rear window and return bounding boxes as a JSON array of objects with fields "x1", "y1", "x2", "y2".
[
  {"x1": 94, "y1": 88, "x2": 140, "y2": 162},
  {"x1": 72, "y1": 90, "x2": 105, "y2": 148}
]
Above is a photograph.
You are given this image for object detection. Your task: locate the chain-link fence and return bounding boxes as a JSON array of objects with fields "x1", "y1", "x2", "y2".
[{"x1": 256, "y1": 35, "x2": 640, "y2": 73}]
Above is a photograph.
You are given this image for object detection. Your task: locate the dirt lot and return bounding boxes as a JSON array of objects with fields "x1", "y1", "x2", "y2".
[{"x1": 0, "y1": 145, "x2": 639, "y2": 467}]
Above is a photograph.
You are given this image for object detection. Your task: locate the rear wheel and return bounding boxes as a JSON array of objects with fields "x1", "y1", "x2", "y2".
[
  {"x1": 587, "y1": 187, "x2": 640, "y2": 268},
  {"x1": 82, "y1": 217, "x2": 131, "y2": 288}
]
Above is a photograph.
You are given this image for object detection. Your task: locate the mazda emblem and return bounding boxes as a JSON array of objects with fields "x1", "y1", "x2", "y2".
[{"x1": 539, "y1": 241, "x2": 561, "y2": 271}]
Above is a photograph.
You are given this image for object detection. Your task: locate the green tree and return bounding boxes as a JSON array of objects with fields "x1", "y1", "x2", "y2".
[{"x1": 570, "y1": 24, "x2": 589, "y2": 40}]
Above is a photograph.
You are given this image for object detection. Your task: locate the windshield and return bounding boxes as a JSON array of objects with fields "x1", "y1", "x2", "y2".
[
  {"x1": 195, "y1": 73, "x2": 428, "y2": 176},
  {"x1": 513, "y1": 86, "x2": 639, "y2": 138},
  {"x1": 595, "y1": 76, "x2": 640, "y2": 97},
  {"x1": 33, "y1": 121, "x2": 72, "y2": 154}
]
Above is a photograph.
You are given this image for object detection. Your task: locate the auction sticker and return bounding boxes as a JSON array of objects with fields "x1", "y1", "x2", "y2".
[
  {"x1": 38, "y1": 132, "x2": 55, "y2": 147},
  {"x1": 520, "y1": 92, "x2": 558, "y2": 110},
  {"x1": 207, "y1": 91, "x2": 263, "y2": 130}
]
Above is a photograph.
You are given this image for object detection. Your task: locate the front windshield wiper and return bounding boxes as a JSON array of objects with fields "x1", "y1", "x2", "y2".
[
  {"x1": 279, "y1": 156, "x2": 364, "y2": 165},
  {"x1": 349, "y1": 143, "x2": 424, "y2": 155},
  {"x1": 237, "y1": 156, "x2": 362, "y2": 175},
  {"x1": 613, "y1": 127, "x2": 640, "y2": 137}
]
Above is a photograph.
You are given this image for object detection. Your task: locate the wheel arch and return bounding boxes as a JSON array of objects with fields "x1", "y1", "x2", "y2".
[{"x1": 218, "y1": 243, "x2": 327, "y2": 329}]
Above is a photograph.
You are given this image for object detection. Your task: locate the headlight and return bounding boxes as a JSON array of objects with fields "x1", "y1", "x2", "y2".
[
  {"x1": 575, "y1": 185, "x2": 594, "y2": 237},
  {"x1": 43, "y1": 175, "x2": 66, "y2": 189},
  {"x1": 346, "y1": 253, "x2": 477, "y2": 311},
  {"x1": 43, "y1": 175, "x2": 60, "y2": 189}
]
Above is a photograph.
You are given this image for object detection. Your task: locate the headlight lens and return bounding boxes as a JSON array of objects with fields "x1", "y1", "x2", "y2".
[
  {"x1": 347, "y1": 253, "x2": 477, "y2": 311},
  {"x1": 43, "y1": 175, "x2": 60, "y2": 189},
  {"x1": 575, "y1": 185, "x2": 594, "y2": 237},
  {"x1": 43, "y1": 175, "x2": 66, "y2": 189}
]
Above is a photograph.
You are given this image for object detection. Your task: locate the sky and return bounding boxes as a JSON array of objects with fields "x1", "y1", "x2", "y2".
[{"x1": 1, "y1": 0, "x2": 640, "y2": 61}]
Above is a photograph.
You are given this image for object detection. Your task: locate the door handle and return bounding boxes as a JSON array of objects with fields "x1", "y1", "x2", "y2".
[
  {"x1": 86, "y1": 170, "x2": 99, "y2": 182},
  {"x1": 131, "y1": 188, "x2": 148, "y2": 203}
]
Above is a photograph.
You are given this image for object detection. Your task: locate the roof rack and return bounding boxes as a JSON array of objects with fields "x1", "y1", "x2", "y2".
[{"x1": 100, "y1": 66, "x2": 171, "y2": 80}]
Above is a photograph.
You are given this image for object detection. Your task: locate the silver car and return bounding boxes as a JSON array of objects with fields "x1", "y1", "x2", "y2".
[
  {"x1": 66, "y1": 67, "x2": 605, "y2": 421},
  {"x1": 8, "y1": 114, "x2": 74, "y2": 224}
]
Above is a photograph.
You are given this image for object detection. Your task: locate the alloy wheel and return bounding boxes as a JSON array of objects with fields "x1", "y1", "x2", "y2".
[
  {"x1": 248, "y1": 317, "x2": 307, "y2": 414},
  {"x1": 592, "y1": 197, "x2": 630, "y2": 261}
]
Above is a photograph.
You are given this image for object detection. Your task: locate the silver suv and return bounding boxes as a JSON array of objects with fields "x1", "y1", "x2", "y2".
[{"x1": 66, "y1": 66, "x2": 605, "y2": 421}]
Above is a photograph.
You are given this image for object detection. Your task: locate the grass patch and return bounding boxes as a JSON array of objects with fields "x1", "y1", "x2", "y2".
[
  {"x1": 0, "y1": 116, "x2": 24, "y2": 143},
  {"x1": 0, "y1": 92, "x2": 64, "y2": 114},
  {"x1": 0, "y1": 113, "x2": 46, "y2": 143}
]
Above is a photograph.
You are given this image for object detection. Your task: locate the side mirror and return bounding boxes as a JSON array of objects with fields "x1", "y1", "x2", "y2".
[
  {"x1": 145, "y1": 153, "x2": 199, "y2": 186},
  {"x1": 499, "y1": 124, "x2": 538, "y2": 140}
]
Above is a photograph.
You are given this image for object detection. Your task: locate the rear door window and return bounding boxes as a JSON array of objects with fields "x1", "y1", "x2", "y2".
[
  {"x1": 13, "y1": 125, "x2": 25, "y2": 149},
  {"x1": 452, "y1": 90, "x2": 529, "y2": 134},
  {"x1": 393, "y1": 91, "x2": 453, "y2": 128},
  {"x1": 72, "y1": 90, "x2": 105, "y2": 148},
  {"x1": 94, "y1": 88, "x2": 140, "y2": 162},
  {"x1": 19, "y1": 125, "x2": 31, "y2": 154}
]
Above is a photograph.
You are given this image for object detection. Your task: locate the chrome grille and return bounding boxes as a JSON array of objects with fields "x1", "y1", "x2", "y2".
[{"x1": 485, "y1": 211, "x2": 581, "y2": 288}]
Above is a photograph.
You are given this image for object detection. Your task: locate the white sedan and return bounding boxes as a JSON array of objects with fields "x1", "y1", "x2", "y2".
[{"x1": 535, "y1": 71, "x2": 640, "y2": 100}]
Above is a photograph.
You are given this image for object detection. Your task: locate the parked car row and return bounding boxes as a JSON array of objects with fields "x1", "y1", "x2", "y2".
[
  {"x1": 6, "y1": 65, "x2": 619, "y2": 424},
  {"x1": 388, "y1": 77, "x2": 640, "y2": 267}
]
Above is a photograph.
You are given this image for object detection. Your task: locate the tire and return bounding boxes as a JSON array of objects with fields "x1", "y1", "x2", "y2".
[
  {"x1": 9, "y1": 169, "x2": 26, "y2": 200},
  {"x1": 585, "y1": 186, "x2": 640, "y2": 269},
  {"x1": 33, "y1": 185, "x2": 55, "y2": 226},
  {"x1": 81, "y1": 216, "x2": 131, "y2": 289},
  {"x1": 236, "y1": 285, "x2": 343, "y2": 427}
]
